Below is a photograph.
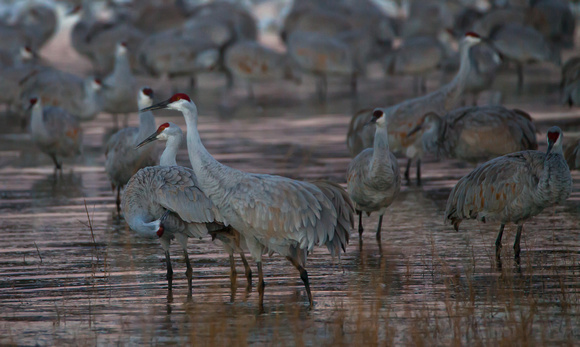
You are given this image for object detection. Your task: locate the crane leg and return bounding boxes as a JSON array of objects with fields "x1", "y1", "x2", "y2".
[
  {"x1": 287, "y1": 257, "x2": 313, "y2": 308},
  {"x1": 404, "y1": 159, "x2": 411, "y2": 182},
  {"x1": 229, "y1": 253, "x2": 238, "y2": 293},
  {"x1": 516, "y1": 63, "x2": 524, "y2": 94},
  {"x1": 50, "y1": 154, "x2": 62, "y2": 171},
  {"x1": 357, "y1": 210, "x2": 364, "y2": 244},
  {"x1": 239, "y1": 252, "x2": 252, "y2": 291},
  {"x1": 184, "y1": 249, "x2": 193, "y2": 295},
  {"x1": 165, "y1": 250, "x2": 173, "y2": 291},
  {"x1": 257, "y1": 261, "x2": 265, "y2": 314},
  {"x1": 495, "y1": 224, "x2": 505, "y2": 261},
  {"x1": 416, "y1": 158, "x2": 422, "y2": 186},
  {"x1": 116, "y1": 187, "x2": 121, "y2": 214},
  {"x1": 513, "y1": 225, "x2": 523, "y2": 261},
  {"x1": 376, "y1": 215, "x2": 383, "y2": 254},
  {"x1": 189, "y1": 76, "x2": 197, "y2": 91}
]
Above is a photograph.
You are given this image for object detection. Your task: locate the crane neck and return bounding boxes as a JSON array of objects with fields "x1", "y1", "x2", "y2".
[
  {"x1": 443, "y1": 42, "x2": 474, "y2": 107},
  {"x1": 373, "y1": 125, "x2": 390, "y2": 153},
  {"x1": 369, "y1": 125, "x2": 392, "y2": 175},
  {"x1": 181, "y1": 103, "x2": 220, "y2": 173},
  {"x1": 129, "y1": 216, "x2": 160, "y2": 238},
  {"x1": 159, "y1": 134, "x2": 182, "y2": 167},
  {"x1": 30, "y1": 102, "x2": 48, "y2": 138},
  {"x1": 80, "y1": 80, "x2": 102, "y2": 119},
  {"x1": 113, "y1": 49, "x2": 132, "y2": 78},
  {"x1": 136, "y1": 110, "x2": 156, "y2": 144}
]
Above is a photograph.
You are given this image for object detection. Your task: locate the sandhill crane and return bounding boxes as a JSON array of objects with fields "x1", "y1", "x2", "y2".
[
  {"x1": 490, "y1": 23, "x2": 561, "y2": 92},
  {"x1": 224, "y1": 41, "x2": 298, "y2": 98},
  {"x1": 29, "y1": 97, "x2": 83, "y2": 171},
  {"x1": 9, "y1": 2, "x2": 57, "y2": 50},
  {"x1": 105, "y1": 87, "x2": 157, "y2": 213},
  {"x1": 287, "y1": 31, "x2": 357, "y2": 101},
  {"x1": 408, "y1": 106, "x2": 537, "y2": 163},
  {"x1": 123, "y1": 122, "x2": 252, "y2": 293},
  {"x1": 560, "y1": 56, "x2": 580, "y2": 106},
  {"x1": 347, "y1": 32, "x2": 483, "y2": 184},
  {"x1": 102, "y1": 42, "x2": 137, "y2": 128},
  {"x1": 462, "y1": 41, "x2": 502, "y2": 105},
  {"x1": 347, "y1": 110, "x2": 401, "y2": 251},
  {"x1": 138, "y1": 30, "x2": 220, "y2": 91},
  {"x1": 528, "y1": 0, "x2": 575, "y2": 49},
  {"x1": 564, "y1": 137, "x2": 580, "y2": 170},
  {"x1": 382, "y1": 36, "x2": 445, "y2": 95},
  {"x1": 141, "y1": 93, "x2": 354, "y2": 311},
  {"x1": 446, "y1": 126, "x2": 571, "y2": 263},
  {"x1": 19, "y1": 69, "x2": 103, "y2": 122}
]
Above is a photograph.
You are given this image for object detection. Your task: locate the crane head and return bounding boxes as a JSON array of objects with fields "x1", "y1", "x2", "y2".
[
  {"x1": 368, "y1": 109, "x2": 387, "y2": 128},
  {"x1": 27, "y1": 97, "x2": 39, "y2": 111},
  {"x1": 116, "y1": 42, "x2": 128, "y2": 55},
  {"x1": 136, "y1": 122, "x2": 182, "y2": 149},
  {"x1": 140, "y1": 93, "x2": 192, "y2": 112},
  {"x1": 138, "y1": 87, "x2": 154, "y2": 109},
  {"x1": 464, "y1": 32, "x2": 482, "y2": 45},
  {"x1": 92, "y1": 78, "x2": 102, "y2": 90},
  {"x1": 546, "y1": 126, "x2": 563, "y2": 155}
]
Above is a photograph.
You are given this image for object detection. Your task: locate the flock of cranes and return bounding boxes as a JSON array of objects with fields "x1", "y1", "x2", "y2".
[{"x1": 0, "y1": 0, "x2": 578, "y2": 312}]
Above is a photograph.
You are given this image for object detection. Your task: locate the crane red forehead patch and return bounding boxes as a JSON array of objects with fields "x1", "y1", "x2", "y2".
[
  {"x1": 158, "y1": 123, "x2": 170, "y2": 132},
  {"x1": 465, "y1": 32, "x2": 480, "y2": 38},
  {"x1": 547, "y1": 131, "x2": 560, "y2": 143},
  {"x1": 94, "y1": 78, "x2": 101, "y2": 85},
  {"x1": 29, "y1": 97, "x2": 38, "y2": 105},
  {"x1": 170, "y1": 93, "x2": 191, "y2": 103},
  {"x1": 373, "y1": 110, "x2": 384, "y2": 118},
  {"x1": 120, "y1": 41, "x2": 127, "y2": 47},
  {"x1": 142, "y1": 87, "x2": 153, "y2": 97}
]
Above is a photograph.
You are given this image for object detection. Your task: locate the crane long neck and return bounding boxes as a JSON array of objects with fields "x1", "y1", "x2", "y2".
[
  {"x1": 160, "y1": 134, "x2": 182, "y2": 167},
  {"x1": 30, "y1": 103, "x2": 48, "y2": 138},
  {"x1": 370, "y1": 125, "x2": 391, "y2": 175},
  {"x1": 113, "y1": 50, "x2": 131, "y2": 77},
  {"x1": 443, "y1": 42, "x2": 473, "y2": 107},
  {"x1": 81, "y1": 82, "x2": 101, "y2": 119}
]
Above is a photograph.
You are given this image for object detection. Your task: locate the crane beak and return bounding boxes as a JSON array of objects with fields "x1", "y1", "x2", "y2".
[
  {"x1": 140, "y1": 99, "x2": 170, "y2": 112},
  {"x1": 135, "y1": 131, "x2": 160, "y2": 149},
  {"x1": 407, "y1": 124, "x2": 423, "y2": 137},
  {"x1": 546, "y1": 141, "x2": 554, "y2": 156}
]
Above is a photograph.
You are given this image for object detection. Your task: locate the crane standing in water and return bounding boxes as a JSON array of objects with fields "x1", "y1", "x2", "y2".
[
  {"x1": 347, "y1": 110, "x2": 401, "y2": 251},
  {"x1": 446, "y1": 127, "x2": 571, "y2": 263},
  {"x1": 141, "y1": 93, "x2": 354, "y2": 312},
  {"x1": 129, "y1": 122, "x2": 253, "y2": 293}
]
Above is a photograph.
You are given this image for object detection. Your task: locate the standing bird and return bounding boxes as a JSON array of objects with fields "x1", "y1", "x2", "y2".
[
  {"x1": 105, "y1": 87, "x2": 157, "y2": 213},
  {"x1": 348, "y1": 32, "x2": 483, "y2": 184},
  {"x1": 134, "y1": 122, "x2": 253, "y2": 292},
  {"x1": 347, "y1": 110, "x2": 401, "y2": 250},
  {"x1": 564, "y1": 137, "x2": 580, "y2": 170},
  {"x1": 445, "y1": 126, "x2": 571, "y2": 262},
  {"x1": 102, "y1": 42, "x2": 137, "y2": 128},
  {"x1": 408, "y1": 106, "x2": 537, "y2": 163},
  {"x1": 560, "y1": 56, "x2": 580, "y2": 107},
  {"x1": 141, "y1": 93, "x2": 353, "y2": 311},
  {"x1": 29, "y1": 97, "x2": 83, "y2": 171}
]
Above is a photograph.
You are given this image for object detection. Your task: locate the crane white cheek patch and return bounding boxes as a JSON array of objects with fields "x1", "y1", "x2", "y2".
[{"x1": 406, "y1": 145, "x2": 418, "y2": 159}]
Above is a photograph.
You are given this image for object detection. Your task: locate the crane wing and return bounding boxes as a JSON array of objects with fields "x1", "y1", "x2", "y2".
[
  {"x1": 154, "y1": 166, "x2": 225, "y2": 225},
  {"x1": 446, "y1": 151, "x2": 544, "y2": 224},
  {"x1": 227, "y1": 174, "x2": 338, "y2": 251}
]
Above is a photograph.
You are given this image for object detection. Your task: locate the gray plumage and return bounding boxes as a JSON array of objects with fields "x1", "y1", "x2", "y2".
[
  {"x1": 105, "y1": 88, "x2": 157, "y2": 212},
  {"x1": 445, "y1": 126, "x2": 571, "y2": 261},
  {"x1": 417, "y1": 106, "x2": 537, "y2": 163},
  {"x1": 347, "y1": 33, "x2": 483, "y2": 184},
  {"x1": 143, "y1": 94, "x2": 354, "y2": 310},
  {"x1": 560, "y1": 56, "x2": 580, "y2": 107},
  {"x1": 564, "y1": 137, "x2": 580, "y2": 170},
  {"x1": 463, "y1": 42, "x2": 502, "y2": 104},
  {"x1": 102, "y1": 43, "x2": 137, "y2": 127},
  {"x1": 347, "y1": 110, "x2": 401, "y2": 249},
  {"x1": 29, "y1": 98, "x2": 83, "y2": 170}
]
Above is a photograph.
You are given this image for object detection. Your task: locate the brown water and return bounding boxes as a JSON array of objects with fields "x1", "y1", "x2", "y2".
[{"x1": 1, "y1": 29, "x2": 580, "y2": 346}]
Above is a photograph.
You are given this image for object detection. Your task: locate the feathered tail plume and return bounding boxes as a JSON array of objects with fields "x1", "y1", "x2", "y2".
[{"x1": 311, "y1": 180, "x2": 354, "y2": 257}]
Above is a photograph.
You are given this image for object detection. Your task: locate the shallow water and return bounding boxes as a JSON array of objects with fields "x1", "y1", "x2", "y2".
[{"x1": 1, "y1": 29, "x2": 580, "y2": 346}]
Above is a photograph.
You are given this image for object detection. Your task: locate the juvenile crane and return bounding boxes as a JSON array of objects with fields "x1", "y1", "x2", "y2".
[
  {"x1": 133, "y1": 122, "x2": 253, "y2": 292},
  {"x1": 446, "y1": 126, "x2": 571, "y2": 262},
  {"x1": 141, "y1": 93, "x2": 354, "y2": 311},
  {"x1": 348, "y1": 32, "x2": 483, "y2": 184},
  {"x1": 347, "y1": 110, "x2": 401, "y2": 250},
  {"x1": 408, "y1": 106, "x2": 537, "y2": 163},
  {"x1": 105, "y1": 87, "x2": 157, "y2": 213},
  {"x1": 29, "y1": 97, "x2": 83, "y2": 171}
]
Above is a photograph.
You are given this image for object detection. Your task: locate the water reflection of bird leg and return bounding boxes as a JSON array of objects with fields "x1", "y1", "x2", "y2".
[
  {"x1": 357, "y1": 211, "x2": 364, "y2": 249},
  {"x1": 416, "y1": 159, "x2": 422, "y2": 186},
  {"x1": 514, "y1": 225, "x2": 523, "y2": 263},
  {"x1": 495, "y1": 224, "x2": 505, "y2": 269},
  {"x1": 240, "y1": 252, "x2": 252, "y2": 292},
  {"x1": 229, "y1": 254, "x2": 238, "y2": 302},
  {"x1": 257, "y1": 262, "x2": 265, "y2": 314},
  {"x1": 184, "y1": 249, "x2": 193, "y2": 296},
  {"x1": 165, "y1": 250, "x2": 173, "y2": 291},
  {"x1": 287, "y1": 256, "x2": 313, "y2": 309}
]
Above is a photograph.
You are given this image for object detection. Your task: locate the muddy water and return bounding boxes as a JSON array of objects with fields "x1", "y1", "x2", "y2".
[{"x1": 2, "y1": 30, "x2": 580, "y2": 346}]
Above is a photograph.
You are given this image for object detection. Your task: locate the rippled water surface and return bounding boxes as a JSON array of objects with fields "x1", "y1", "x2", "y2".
[{"x1": 1, "y1": 28, "x2": 580, "y2": 346}]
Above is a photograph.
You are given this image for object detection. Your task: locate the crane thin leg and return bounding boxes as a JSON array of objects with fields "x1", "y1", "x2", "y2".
[
  {"x1": 257, "y1": 261, "x2": 265, "y2": 314},
  {"x1": 165, "y1": 250, "x2": 173, "y2": 291},
  {"x1": 239, "y1": 252, "x2": 252, "y2": 291},
  {"x1": 287, "y1": 257, "x2": 313, "y2": 308},
  {"x1": 50, "y1": 154, "x2": 61, "y2": 171},
  {"x1": 184, "y1": 250, "x2": 193, "y2": 294},
  {"x1": 516, "y1": 63, "x2": 524, "y2": 94},
  {"x1": 116, "y1": 187, "x2": 121, "y2": 213},
  {"x1": 416, "y1": 158, "x2": 422, "y2": 186},
  {"x1": 376, "y1": 215, "x2": 383, "y2": 254},
  {"x1": 514, "y1": 225, "x2": 523, "y2": 261},
  {"x1": 495, "y1": 224, "x2": 505, "y2": 260},
  {"x1": 229, "y1": 253, "x2": 237, "y2": 289},
  {"x1": 404, "y1": 159, "x2": 411, "y2": 182}
]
